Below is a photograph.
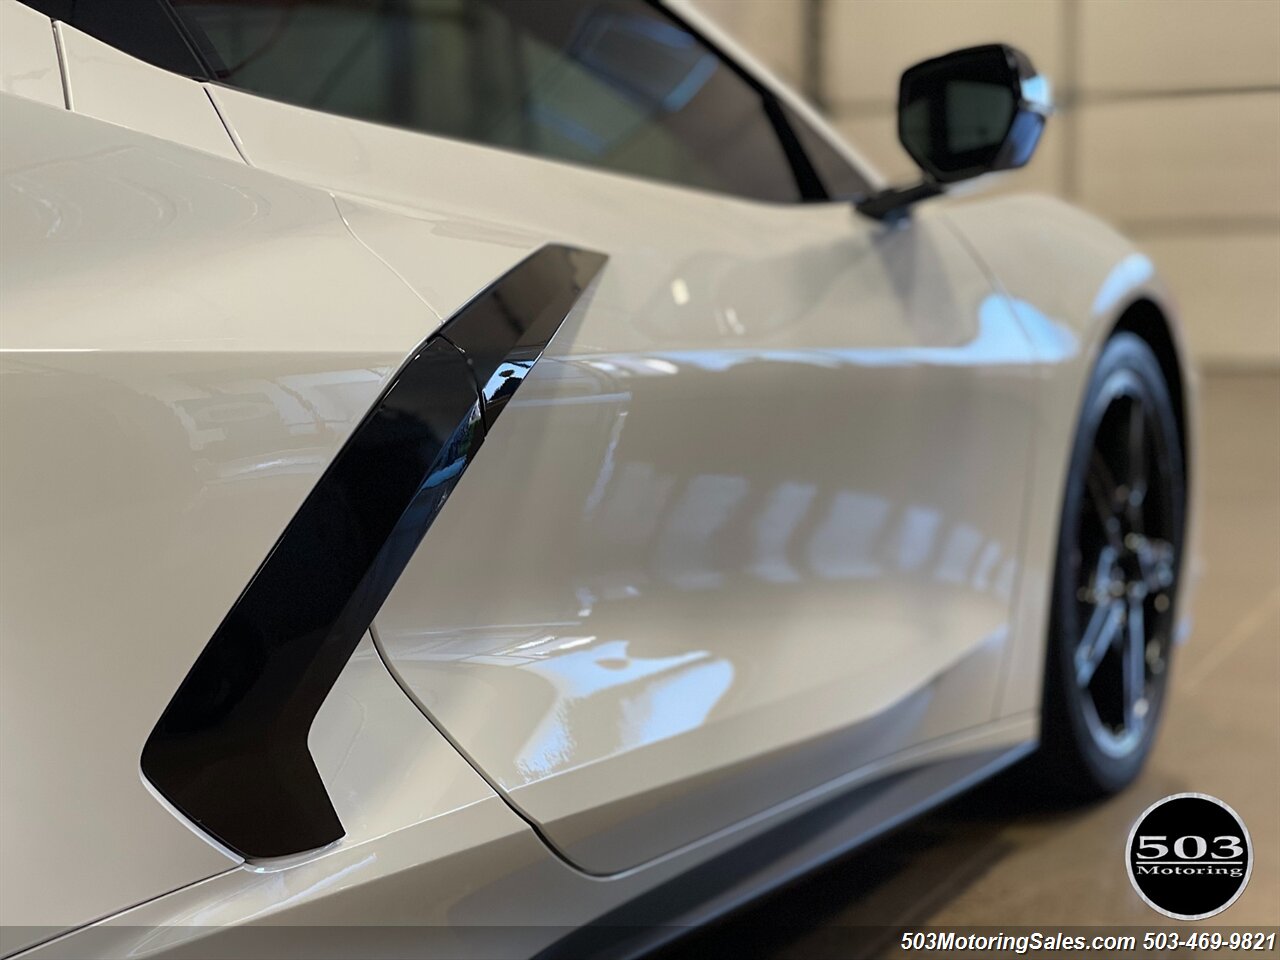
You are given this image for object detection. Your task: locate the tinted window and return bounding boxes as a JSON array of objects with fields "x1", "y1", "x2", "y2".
[
  {"x1": 169, "y1": 0, "x2": 805, "y2": 202},
  {"x1": 783, "y1": 102, "x2": 871, "y2": 199}
]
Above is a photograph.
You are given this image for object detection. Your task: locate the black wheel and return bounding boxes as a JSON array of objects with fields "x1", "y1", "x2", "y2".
[{"x1": 1038, "y1": 332, "x2": 1185, "y2": 797}]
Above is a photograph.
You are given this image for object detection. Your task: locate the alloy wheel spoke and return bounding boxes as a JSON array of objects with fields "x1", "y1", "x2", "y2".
[
  {"x1": 1073, "y1": 387, "x2": 1177, "y2": 757},
  {"x1": 1135, "y1": 536, "x2": 1176, "y2": 594},
  {"x1": 1076, "y1": 598, "x2": 1124, "y2": 689},
  {"x1": 1086, "y1": 452, "x2": 1124, "y2": 550},
  {"x1": 1123, "y1": 598, "x2": 1147, "y2": 730},
  {"x1": 1125, "y1": 399, "x2": 1148, "y2": 532}
]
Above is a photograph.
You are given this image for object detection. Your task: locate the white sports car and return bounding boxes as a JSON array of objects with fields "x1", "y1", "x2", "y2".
[{"x1": 0, "y1": 0, "x2": 1195, "y2": 956}]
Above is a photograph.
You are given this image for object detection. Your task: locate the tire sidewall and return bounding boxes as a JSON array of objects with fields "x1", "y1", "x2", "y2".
[{"x1": 1046, "y1": 333, "x2": 1186, "y2": 792}]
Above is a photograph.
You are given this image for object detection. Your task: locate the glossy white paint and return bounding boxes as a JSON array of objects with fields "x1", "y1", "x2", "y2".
[
  {"x1": 204, "y1": 89, "x2": 1039, "y2": 873},
  {"x1": 23, "y1": 718, "x2": 1034, "y2": 959},
  {"x1": 0, "y1": 1, "x2": 63, "y2": 108},
  {"x1": 55, "y1": 23, "x2": 241, "y2": 162},
  {"x1": 0, "y1": 93, "x2": 444, "y2": 934},
  {"x1": 309, "y1": 635, "x2": 499, "y2": 848},
  {"x1": 940, "y1": 194, "x2": 1199, "y2": 717},
  {"x1": 0, "y1": 1, "x2": 1197, "y2": 950},
  {"x1": 332, "y1": 195, "x2": 536, "y2": 328}
]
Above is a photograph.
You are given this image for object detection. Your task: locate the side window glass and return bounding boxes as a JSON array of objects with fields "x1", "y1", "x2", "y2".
[
  {"x1": 169, "y1": 0, "x2": 804, "y2": 203},
  {"x1": 782, "y1": 102, "x2": 872, "y2": 200}
]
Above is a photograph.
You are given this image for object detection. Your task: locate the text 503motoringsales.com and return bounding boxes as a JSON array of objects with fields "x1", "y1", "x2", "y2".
[{"x1": 900, "y1": 930, "x2": 1279, "y2": 953}]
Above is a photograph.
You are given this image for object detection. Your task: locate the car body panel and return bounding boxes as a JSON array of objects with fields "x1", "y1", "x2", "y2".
[
  {"x1": 0, "y1": 0, "x2": 1196, "y2": 951},
  {"x1": 0, "y1": 0, "x2": 62, "y2": 108},
  {"x1": 18, "y1": 718, "x2": 1036, "y2": 960},
  {"x1": 0, "y1": 91, "x2": 453, "y2": 933},
  {"x1": 200, "y1": 87, "x2": 1040, "y2": 873},
  {"x1": 940, "y1": 194, "x2": 1199, "y2": 718},
  {"x1": 56, "y1": 22, "x2": 241, "y2": 161}
]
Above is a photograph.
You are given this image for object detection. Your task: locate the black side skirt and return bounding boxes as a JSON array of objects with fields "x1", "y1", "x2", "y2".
[{"x1": 142, "y1": 245, "x2": 606, "y2": 860}]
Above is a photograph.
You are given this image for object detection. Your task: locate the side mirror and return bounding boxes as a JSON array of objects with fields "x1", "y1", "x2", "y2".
[{"x1": 857, "y1": 44, "x2": 1051, "y2": 221}]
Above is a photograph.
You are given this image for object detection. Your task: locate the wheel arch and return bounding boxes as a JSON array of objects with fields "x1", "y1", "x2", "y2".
[
  {"x1": 1110, "y1": 297, "x2": 1191, "y2": 500},
  {"x1": 939, "y1": 193, "x2": 1201, "y2": 720}
]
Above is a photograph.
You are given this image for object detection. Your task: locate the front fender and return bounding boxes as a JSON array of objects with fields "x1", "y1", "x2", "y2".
[{"x1": 942, "y1": 193, "x2": 1200, "y2": 718}]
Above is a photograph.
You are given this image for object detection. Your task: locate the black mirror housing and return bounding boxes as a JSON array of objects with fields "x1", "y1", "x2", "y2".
[
  {"x1": 898, "y1": 44, "x2": 1050, "y2": 184},
  {"x1": 857, "y1": 43, "x2": 1050, "y2": 222}
]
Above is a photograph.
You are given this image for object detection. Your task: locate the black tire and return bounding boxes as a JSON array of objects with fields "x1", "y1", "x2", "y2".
[{"x1": 1036, "y1": 332, "x2": 1186, "y2": 799}]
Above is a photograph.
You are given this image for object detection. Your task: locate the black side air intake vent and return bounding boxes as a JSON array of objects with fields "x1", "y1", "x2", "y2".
[{"x1": 142, "y1": 245, "x2": 606, "y2": 859}]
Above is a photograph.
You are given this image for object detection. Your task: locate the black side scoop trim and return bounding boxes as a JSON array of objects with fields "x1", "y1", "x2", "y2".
[{"x1": 142, "y1": 245, "x2": 606, "y2": 859}]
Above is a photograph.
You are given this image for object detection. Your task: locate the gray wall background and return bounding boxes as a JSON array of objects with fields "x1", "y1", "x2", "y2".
[{"x1": 693, "y1": 0, "x2": 1280, "y2": 370}]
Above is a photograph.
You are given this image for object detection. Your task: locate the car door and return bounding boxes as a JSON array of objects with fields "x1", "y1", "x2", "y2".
[{"x1": 46, "y1": 0, "x2": 1041, "y2": 875}]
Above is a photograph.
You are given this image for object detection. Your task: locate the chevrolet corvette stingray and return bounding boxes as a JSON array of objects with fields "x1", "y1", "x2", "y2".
[{"x1": 0, "y1": 1, "x2": 1195, "y2": 956}]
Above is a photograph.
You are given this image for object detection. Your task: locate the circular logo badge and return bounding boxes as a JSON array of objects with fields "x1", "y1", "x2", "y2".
[{"x1": 1127, "y1": 793, "x2": 1252, "y2": 920}]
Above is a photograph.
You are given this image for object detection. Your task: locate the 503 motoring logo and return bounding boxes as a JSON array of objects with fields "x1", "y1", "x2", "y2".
[{"x1": 1127, "y1": 793, "x2": 1253, "y2": 920}]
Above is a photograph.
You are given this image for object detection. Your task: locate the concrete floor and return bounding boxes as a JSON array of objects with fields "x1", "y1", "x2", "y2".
[{"x1": 660, "y1": 374, "x2": 1279, "y2": 957}]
